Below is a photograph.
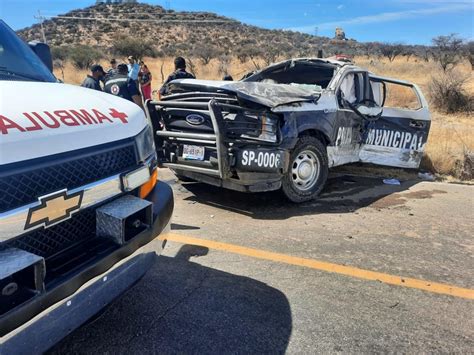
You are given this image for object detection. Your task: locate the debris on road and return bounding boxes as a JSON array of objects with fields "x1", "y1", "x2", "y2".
[
  {"x1": 383, "y1": 178, "x2": 401, "y2": 185},
  {"x1": 418, "y1": 172, "x2": 436, "y2": 181}
]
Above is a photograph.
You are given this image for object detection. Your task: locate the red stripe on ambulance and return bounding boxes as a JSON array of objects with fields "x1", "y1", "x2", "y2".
[{"x1": 0, "y1": 108, "x2": 128, "y2": 134}]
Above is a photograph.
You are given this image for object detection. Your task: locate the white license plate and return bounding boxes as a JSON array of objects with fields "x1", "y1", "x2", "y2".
[{"x1": 182, "y1": 145, "x2": 205, "y2": 160}]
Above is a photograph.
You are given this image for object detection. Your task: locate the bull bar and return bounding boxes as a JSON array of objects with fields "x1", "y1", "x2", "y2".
[{"x1": 147, "y1": 99, "x2": 233, "y2": 179}]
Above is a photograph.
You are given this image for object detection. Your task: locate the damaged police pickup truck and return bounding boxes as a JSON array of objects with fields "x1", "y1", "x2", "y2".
[{"x1": 147, "y1": 58, "x2": 430, "y2": 202}]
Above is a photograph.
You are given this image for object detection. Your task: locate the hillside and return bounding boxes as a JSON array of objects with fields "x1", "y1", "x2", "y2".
[{"x1": 17, "y1": 2, "x2": 361, "y2": 59}]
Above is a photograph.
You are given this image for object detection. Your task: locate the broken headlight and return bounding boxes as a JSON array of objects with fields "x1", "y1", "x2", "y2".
[
  {"x1": 240, "y1": 113, "x2": 278, "y2": 143},
  {"x1": 135, "y1": 125, "x2": 156, "y2": 162}
]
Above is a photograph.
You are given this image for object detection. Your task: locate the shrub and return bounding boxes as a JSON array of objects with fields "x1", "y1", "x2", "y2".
[
  {"x1": 466, "y1": 41, "x2": 474, "y2": 70},
  {"x1": 428, "y1": 71, "x2": 472, "y2": 113},
  {"x1": 186, "y1": 57, "x2": 198, "y2": 77},
  {"x1": 192, "y1": 44, "x2": 222, "y2": 65},
  {"x1": 261, "y1": 50, "x2": 279, "y2": 66},
  {"x1": 53, "y1": 59, "x2": 65, "y2": 81},
  {"x1": 68, "y1": 45, "x2": 103, "y2": 70},
  {"x1": 217, "y1": 55, "x2": 232, "y2": 76},
  {"x1": 235, "y1": 47, "x2": 249, "y2": 63},
  {"x1": 454, "y1": 153, "x2": 474, "y2": 180},
  {"x1": 112, "y1": 36, "x2": 157, "y2": 59},
  {"x1": 431, "y1": 34, "x2": 464, "y2": 72},
  {"x1": 379, "y1": 43, "x2": 404, "y2": 62},
  {"x1": 51, "y1": 46, "x2": 70, "y2": 61}
]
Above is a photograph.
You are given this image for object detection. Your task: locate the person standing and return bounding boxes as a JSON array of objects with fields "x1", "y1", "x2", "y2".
[
  {"x1": 127, "y1": 56, "x2": 140, "y2": 86},
  {"x1": 139, "y1": 64, "x2": 152, "y2": 101},
  {"x1": 81, "y1": 64, "x2": 105, "y2": 91},
  {"x1": 104, "y1": 63, "x2": 143, "y2": 109},
  {"x1": 159, "y1": 56, "x2": 195, "y2": 96},
  {"x1": 105, "y1": 58, "x2": 118, "y2": 81}
]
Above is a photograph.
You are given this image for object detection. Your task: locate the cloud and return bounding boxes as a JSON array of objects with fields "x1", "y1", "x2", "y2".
[
  {"x1": 337, "y1": 4, "x2": 344, "y2": 10},
  {"x1": 290, "y1": 3, "x2": 472, "y2": 32}
]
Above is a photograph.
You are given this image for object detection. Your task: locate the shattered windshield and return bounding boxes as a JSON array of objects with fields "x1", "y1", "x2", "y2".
[
  {"x1": 224, "y1": 81, "x2": 320, "y2": 107},
  {"x1": 243, "y1": 60, "x2": 336, "y2": 89}
]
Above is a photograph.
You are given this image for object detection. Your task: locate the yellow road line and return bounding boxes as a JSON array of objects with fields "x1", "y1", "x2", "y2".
[{"x1": 162, "y1": 233, "x2": 474, "y2": 300}]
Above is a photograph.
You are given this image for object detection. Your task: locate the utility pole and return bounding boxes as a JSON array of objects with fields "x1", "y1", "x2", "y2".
[
  {"x1": 34, "y1": 10, "x2": 47, "y2": 43},
  {"x1": 314, "y1": 26, "x2": 319, "y2": 37}
]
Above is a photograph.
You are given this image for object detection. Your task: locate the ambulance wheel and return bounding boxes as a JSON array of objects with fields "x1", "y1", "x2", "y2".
[{"x1": 281, "y1": 136, "x2": 328, "y2": 203}]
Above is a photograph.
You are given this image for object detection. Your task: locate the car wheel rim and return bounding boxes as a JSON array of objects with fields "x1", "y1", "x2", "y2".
[{"x1": 291, "y1": 150, "x2": 320, "y2": 191}]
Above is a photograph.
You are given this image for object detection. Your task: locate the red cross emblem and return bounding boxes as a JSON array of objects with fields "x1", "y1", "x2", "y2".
[{"x1": 109, "y1": 108, "x2": 128, "y2": 123}]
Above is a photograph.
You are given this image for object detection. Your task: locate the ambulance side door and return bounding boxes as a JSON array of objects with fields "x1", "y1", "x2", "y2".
[{"x1": 359, "y1": 76, "x2": 431, "y2": 168}]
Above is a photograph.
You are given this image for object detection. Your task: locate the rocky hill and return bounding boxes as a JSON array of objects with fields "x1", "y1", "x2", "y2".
[{"x1": 17, "y1": 2, "x2": 362, "y2": 59}]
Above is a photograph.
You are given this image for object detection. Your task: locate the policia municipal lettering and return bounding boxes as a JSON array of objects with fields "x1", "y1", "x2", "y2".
[{"x1": 104, "y1": 64, "x2": 143, "y2": 109}]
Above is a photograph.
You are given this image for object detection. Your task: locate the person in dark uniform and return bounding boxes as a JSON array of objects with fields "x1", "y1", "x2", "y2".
[
  {"x1": 104, "y1": 63, "x2": 143, "y2": 109},
  {"x1": 81, "y1": 64, "x2": 105, "y2": 91},
  {"x1": 159, "y1": 56, "x2": 195, "y2": 96}
]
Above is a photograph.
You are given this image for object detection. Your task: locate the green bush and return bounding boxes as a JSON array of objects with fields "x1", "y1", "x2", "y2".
[
  {"x1": 112, "y1": 36, "x2": 157, "y2": 59},
  {"x1": 51, "y1": 46, "x2": 70, "y2": 61},
  {"x1": 192, "y1": 44, "x2": 222, "y2": 65},
  {"x1": 68, "y1": 45, "x2": 103, "y2": 70}
]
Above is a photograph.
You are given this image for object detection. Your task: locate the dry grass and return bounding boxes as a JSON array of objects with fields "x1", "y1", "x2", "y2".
[
  {"x1": 423, "y1": 112, "x2": 473, "y2": 176},
  {"x1": 56, "y1": 56, "x2": 473, "y2": 178}
]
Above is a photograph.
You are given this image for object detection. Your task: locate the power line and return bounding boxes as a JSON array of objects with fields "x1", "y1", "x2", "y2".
[
  {"x1": 42, "y1": 14, "x2": 236, "y2": 24},
  {"x1": 40, "y1": 10, "x2": 223, "y2": 17}
]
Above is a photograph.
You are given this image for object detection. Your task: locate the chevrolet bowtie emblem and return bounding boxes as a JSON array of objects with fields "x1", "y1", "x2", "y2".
[{"x1": 25, "y1": 190, "x2": 84, "y2": 230}]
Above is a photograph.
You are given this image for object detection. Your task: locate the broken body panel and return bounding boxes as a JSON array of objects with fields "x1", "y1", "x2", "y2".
[{"x1": 147, "y1": 58, "x2": 431, "y2": 197}]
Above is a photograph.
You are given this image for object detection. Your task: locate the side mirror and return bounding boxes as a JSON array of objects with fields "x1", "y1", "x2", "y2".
[
  {"x1": 358, "y1": 105, "x2": 383, "y2": 118},
  {"x1": 28, "y1": 40, "x2": 53, "y2": 72}
]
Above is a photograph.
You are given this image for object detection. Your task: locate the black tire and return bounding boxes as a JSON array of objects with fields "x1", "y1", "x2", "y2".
[{"x1": 281, "y1": 136, "x2": 328, "y2": 203}]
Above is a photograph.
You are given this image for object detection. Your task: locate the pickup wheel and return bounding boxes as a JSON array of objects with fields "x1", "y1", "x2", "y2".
[{"x1": 281, "y1": 136, "x2": 328, "y2": 203}]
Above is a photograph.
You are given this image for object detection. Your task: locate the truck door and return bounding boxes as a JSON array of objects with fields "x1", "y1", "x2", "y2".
[
  {"x1": 358, "y1": 76, "x2": 431, "y2": 168},
  {"x1": 331, "y1": 71, "x2": 368, "y2": 167}
]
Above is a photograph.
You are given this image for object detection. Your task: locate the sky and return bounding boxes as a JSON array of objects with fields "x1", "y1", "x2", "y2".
[{"x1": 1, "y1": 0, "x2": 473, "y2": 44}]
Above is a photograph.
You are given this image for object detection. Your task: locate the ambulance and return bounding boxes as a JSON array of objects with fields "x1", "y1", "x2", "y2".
[{"x1": 0, "y1": 20, "x2": 173, "y2": 353}]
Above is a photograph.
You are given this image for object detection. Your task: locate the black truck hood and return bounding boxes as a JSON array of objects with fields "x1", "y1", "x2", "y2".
[{"x1": 168, "y1": 79, "x2": 320, "y2": 108}]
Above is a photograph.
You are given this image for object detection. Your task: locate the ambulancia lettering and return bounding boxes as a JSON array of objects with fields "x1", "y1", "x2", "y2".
[{"x1": 0, "y1": 108, "x2": 128, "y2": 134}]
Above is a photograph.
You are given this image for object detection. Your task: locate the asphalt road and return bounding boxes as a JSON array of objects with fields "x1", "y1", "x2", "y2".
[{"x1": 51, "y1": 168, "x2": 474, "y2": 353}]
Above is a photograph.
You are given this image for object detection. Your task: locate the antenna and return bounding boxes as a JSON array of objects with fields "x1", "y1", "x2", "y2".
[
  {"x1": 34, "y1": 10, "x2": 47, "y2": 43},
  {"x1": 165, "y1": 0, "x2": 171, "y2": 10},
  {"x1": 314, "y1": 26, "x2": 319, "y2": 37}
]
